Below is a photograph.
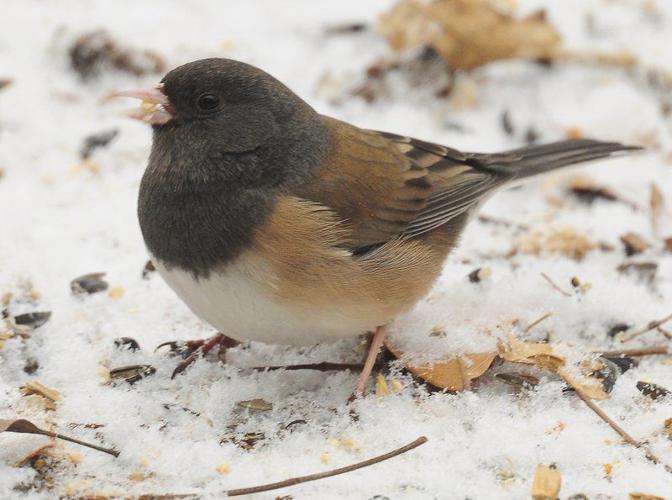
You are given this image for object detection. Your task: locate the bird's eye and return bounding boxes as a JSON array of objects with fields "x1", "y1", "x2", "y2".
[{"x1": 196, "y1": 93, "x2": 220, "y2": 111}]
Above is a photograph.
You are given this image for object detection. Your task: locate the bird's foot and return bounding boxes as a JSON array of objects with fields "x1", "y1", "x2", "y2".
[{"x1": 156, "y1": 333, "x2": 240, "y2": 378}]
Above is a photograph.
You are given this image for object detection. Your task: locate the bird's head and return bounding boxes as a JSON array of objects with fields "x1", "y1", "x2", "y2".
[{"x1": 113, "y1": 58, "x2": 327, "y2": 188}]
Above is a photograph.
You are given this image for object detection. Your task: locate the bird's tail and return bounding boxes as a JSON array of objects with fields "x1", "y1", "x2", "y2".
[{"x1": 471, "y1": 139, "x2": 642, "y2": 179}]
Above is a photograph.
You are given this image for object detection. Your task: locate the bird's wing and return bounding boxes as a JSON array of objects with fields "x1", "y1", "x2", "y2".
[{"x1": 293, "y1": 117, "x2": 509, "y2": 251}]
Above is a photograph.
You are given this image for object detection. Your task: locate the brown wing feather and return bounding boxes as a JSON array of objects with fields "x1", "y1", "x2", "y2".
[{"x1": 293, "y1": 117, "x2": 505, "y2": 250}]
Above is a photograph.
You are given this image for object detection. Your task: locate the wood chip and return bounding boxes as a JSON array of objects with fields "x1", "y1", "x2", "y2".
[
  {"x1": 650, "y1": 183, "x2": 664, "y2": 234},
  {"x1": 21, "y1": 380, "x2": 61, "y2": 402},
  {"x1": 531, "y1": 464, "x2": 561, "y2": 500},
  {"x1": 375, "y1": 373, "x2": 390, "y2": 397}
]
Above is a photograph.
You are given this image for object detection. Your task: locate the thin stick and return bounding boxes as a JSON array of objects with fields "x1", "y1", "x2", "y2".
[
  {"x1": 540, "y1": 272, "x2": 572, "y2": 297},
  {"x1": 656, "y1": 327, "x2": 672, "y2": 340},
  {"x1": 478, "y1": 214, "x2": 529, "y2": 230},
  {"x1": 225, "y1": 436, "x2": 428, "y2": 497},
  {"x1": 524, "y1": 312, "x2": 554, "y2": 333},
  {"x1": 251, "y1": 362, "x2": 365, "y2": 373},
  {"x1": 620, "y1": 312, "x2": 672, "y2": 342},
  {"x1": 48, "y1": 431, "x2": 119, "y2": 457},
  {"x1": 595, "y1": 346, "x2": 669, "y2": 357},
  {"x1": 559, "y1": 372, "x2": 672, "y2": 474}
]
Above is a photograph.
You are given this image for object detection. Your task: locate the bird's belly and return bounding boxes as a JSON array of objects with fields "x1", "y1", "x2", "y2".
[{"x1": 152, "y1": 257, "x2": 379, "y2": 345}]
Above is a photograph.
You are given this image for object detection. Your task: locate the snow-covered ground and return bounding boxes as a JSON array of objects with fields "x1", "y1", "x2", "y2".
[{"x1": 1, "y1": 0, "x2": 671, "y2": 498}]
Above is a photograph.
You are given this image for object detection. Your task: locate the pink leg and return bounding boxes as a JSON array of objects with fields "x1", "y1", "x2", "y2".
[{"x1": 350, "y1": 325, "x2": 387, "y2": 400}]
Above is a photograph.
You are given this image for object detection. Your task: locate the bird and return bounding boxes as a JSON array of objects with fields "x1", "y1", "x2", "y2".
[{"x1": 113, "y1": 58, "x2": 640, "y2": 398}]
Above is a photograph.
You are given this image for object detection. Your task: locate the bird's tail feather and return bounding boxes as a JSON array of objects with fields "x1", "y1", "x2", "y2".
[{"x1": 473, "y1": 139, "x2": 642, "y2": 179}]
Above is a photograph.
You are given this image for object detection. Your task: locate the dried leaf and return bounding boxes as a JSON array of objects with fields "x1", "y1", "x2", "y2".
[
  {"x1": 531, "y1": 463, "x2": 561, "y2": 500},
  {"x1": 21, "y1": 380, "x2": 61, "y2": 402},
  {"x1": 379, "y1": 0, "x2": 561, "y2": 70},
  {"x1": 237, "y1": 398, "x2": 273, "y2": 411},
  {"x1": 0, "y1": 418, "x2": 119, "y2": 456},
  {"x1": 617, "y1": 262, "x2": 657, "y2": 284},
  {"x1": 620, "y1": 232, "x2": 649, "y2": 256},
  {"x1": 518, "y1": 228, "x2": 597, "y2": 260},
  {"x1": 70, "y1": 30, "x2": 165, "y2": 80},
  {"x1": 561, "y1": 370, "x2": 610, "y2": 400},
  {"x1": 498, "y1": 335, "x2": 554, "y2": 363},
  {"x1": 15, "y1": 442, "x2": 55, "y2": 467},
  {"x1": 629, "y1": 493, "x2": 666, "y2": 500},
  {"x1": 386, "y1": 341, "x2": 497, "y2": 391}
]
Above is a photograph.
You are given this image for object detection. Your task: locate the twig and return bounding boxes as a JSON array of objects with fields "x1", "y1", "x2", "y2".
[
  {"x1": 559, "y1": 372, "x2": 672, "y2": 474},
  {"x1": 656, "y1": 326, "x2": 672, "y2": 340},
  {"x1": 251, "y1": 362, "x2": 365, "y2": 373},
  {"x1": 540, "y1": 272, "x2": 572, "y2": 297},
  {"x1": 595, "y1": 346, "x2": 669, "y2": 357},
  {"x1": 478, "y1": 214, "x2": 529, "y2": 230},
  {"x1": 620, "y1": 312, "x2": 672, "y2": 342},
  {"x1": 224, "y1": 436, "x2": 428, "y2": 497},
  {"x1": 48, "y1": 430, "x2": 120, "y2": 457},
  {"x1": 524, "y1": 312, "x2": 554, "y2": 333}
]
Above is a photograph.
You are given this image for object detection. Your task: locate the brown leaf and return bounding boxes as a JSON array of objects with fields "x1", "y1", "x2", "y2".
[
  {"x1": 14, "y1": 442, "x2": 55, "y2": 468},
  {"x1": 498, "y1": 335, "x2": 555, "y2": 363},
  {"x1": 629, "y1": 493, "x2": 666, "y2": 500},
  {"x1": 531, "y1": 463, "x2": 561, "y2": 500},
  {"x1": 386, "y1": 341, "x2": 497, "y2": 391},
  {"x1": 517, "y1": 228, "x2": 597, "y2": 260},
  {"x1": 379, "y1": 0, "x2": 561, "y2": 70},
  {"x1": 620, "y1": 232, "x2": 649, "y2": 256},
  {"x1": 560, "y1": 369, "x2": 609, "y2": 400}
]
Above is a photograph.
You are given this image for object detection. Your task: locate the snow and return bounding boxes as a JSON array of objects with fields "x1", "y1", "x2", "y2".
[{"x1": 1, "y1": 0, "x2": 672, "y2": 498}]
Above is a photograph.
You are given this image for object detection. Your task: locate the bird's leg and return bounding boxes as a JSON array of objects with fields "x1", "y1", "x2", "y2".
[
  {"x1": 349, "y1": 325, "x2": 387, "y2": 401},
  {"x1": 156, "y1": 333, "x2": 240, "y2": 378}
]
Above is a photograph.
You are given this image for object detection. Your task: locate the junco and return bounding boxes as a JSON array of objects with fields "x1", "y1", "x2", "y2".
[{"x1": 114, "y1": 58, "x2": 639, "y2": 398}]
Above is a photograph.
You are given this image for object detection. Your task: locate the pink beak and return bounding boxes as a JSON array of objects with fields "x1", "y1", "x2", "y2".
[{"x1": 108, "y1": 85, "x2": 175, "y2": 125}]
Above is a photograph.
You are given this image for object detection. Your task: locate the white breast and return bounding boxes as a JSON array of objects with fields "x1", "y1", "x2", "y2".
[{"x1": 152, "y1": 255, "x2": 379, "y2": 345}]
